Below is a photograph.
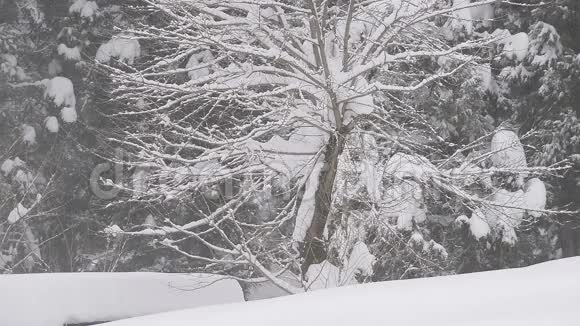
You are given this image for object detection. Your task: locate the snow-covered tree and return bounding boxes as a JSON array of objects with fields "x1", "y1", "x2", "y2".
[{"x1": 95, "y1": 0, "x2": 573, "y2": 291}]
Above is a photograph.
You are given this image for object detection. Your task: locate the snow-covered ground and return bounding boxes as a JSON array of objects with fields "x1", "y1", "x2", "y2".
[
  {"x1": 105, "y1": 257, "x2": 580, "y2": 326},
  {"x1": 0, "y1": 273, "x2": 243, "y2": 326}
]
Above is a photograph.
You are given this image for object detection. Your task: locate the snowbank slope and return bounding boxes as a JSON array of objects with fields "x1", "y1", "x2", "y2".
[
  {"x1": 106, "y1": 258, "x2": 580, "y2": 326},
  {"x1": 0, "y1": 273, "x2": 243, "y2": 326}
]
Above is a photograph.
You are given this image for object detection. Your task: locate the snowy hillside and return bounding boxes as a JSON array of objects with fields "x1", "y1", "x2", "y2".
[
  {"x1": 0, "y1": 273, "x2": 243, "y2": 326},
  {"x1": 105, "y1": 258, "x2": 580, "y2": 326}
]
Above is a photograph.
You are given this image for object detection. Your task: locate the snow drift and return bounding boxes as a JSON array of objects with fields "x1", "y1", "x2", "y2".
[
  {"x1": 0, "y1": 273, "x2": 243, "y2": 326},
  {"x1": 105, "y1": 257, "x2": 580, "y2": 326}
]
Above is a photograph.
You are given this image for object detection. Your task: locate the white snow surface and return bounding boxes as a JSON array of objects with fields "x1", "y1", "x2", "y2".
[
  {"x1": 7, "y1": 203, "x2": 29, "y2": 224},
  {"x1": 469, "y1": 208, "x2": 491, "y2": 239},
  {"x1": 58, "y1": 43, "x2": 81, "y2": 61},
  {"x1": 429, "y1": 240, "x2": 449, "y2": 260},
  {"x1": 43, "y1": 76, "x2": 76, "y2": 108},
  {"x1": 186, "y1": 50, "x2": 213, "y2": 80},
  {"x1": 1, "y1": 157, "x2": 25, "y2": 176},
  {"x1": 105, "y1": 257, "x2": 580, "y2": 326},
  {"x1": 410, "y1": 231, "x2": 425, "y2": 245},
  {"x1": 469, "y1": 188, "x2": 530, "y2": 244},
  {"x1": 96, "y1": 34, "x2": 141, "y2": 64},
  {"x1": 69, "y1": 0, "x2": 99, "y2": 18},
  {"x1": 342, "y1": 78, "x2": 374, "y2": 124},
  {"x1": 503, "y1": 32, "x2": 529, "y2": 62},
  {"x1": 1, "y1": 53, "x2": 27, "y2": 80},
  {"x1": 344, "y1": 241, "x2": 375, "y2": 280},
  {"x1": 306, "y1": 260, "x2": 348, "y2": 290},
  {"x1": 1, "y1": 159, "x2": 14, "y2": 176},
  {"x1": 524, "y1": 178, "x2": 546, "y2": 217},
  {"x1": 455, "y1": 214, "x2": 469, "y2": 224},
  {"x1": 21, "y1": 124, "x2": 36, "y2": 145},
  {"x1": 291, "y1": 158, "x2": 324, "y2": 243},
  {"x1": 305, "y1": 242, "x2": 375, "y2": 291},
  {"x1": 45, "y1": 116, "x2": 59, "y2": 133},
  {"x1": 61, "y1": 106, "x2": 78, "y2": 123},
  {"x1": 103, "y1": 224, "x2": 124, "y2": 237},
  {"x1": 0, "y1": 273, "x2": 243, "y2": 326}
]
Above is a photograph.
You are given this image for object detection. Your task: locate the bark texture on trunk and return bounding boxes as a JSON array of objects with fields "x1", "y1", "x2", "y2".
[{"x1": 301, "y1": 132, "x2": 345, "y2": 275}]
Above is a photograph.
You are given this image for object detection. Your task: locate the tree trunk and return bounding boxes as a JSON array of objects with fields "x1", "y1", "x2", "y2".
[
  {"x1": 560, "y1": 224, "x2": 580, "y2": 257},
  {"x1": 301, "y1": 132, "x2": 346, "y2": 274}
]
